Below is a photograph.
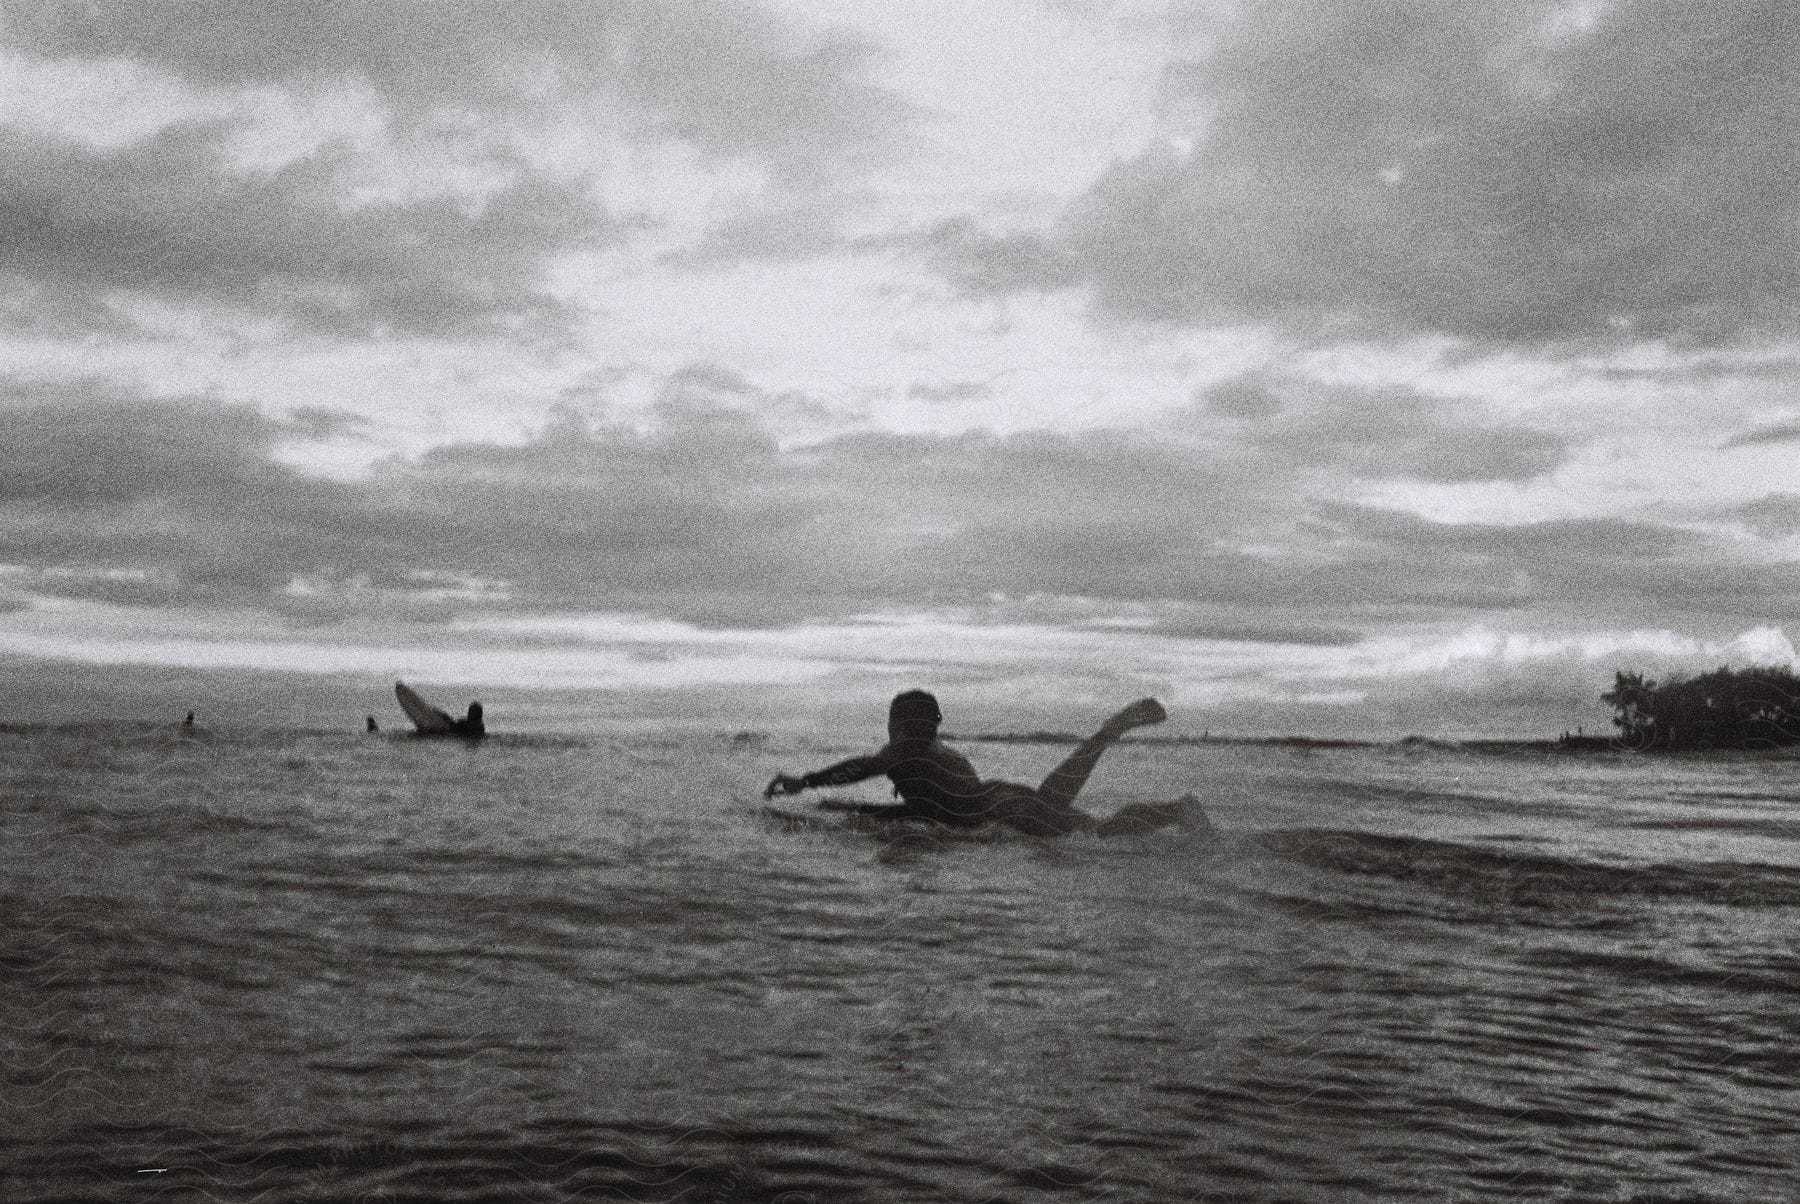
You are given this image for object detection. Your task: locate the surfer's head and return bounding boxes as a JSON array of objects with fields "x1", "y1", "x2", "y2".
[{"x1": 888, "y1": 690, "x2": 942, "y2": 741}]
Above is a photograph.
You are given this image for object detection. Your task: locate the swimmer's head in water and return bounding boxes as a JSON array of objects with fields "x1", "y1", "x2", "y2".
[{"x1": 888, "y1": 690, "x2": 941, "y2": 740}]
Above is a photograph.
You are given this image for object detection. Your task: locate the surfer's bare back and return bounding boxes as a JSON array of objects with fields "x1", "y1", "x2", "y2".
[{"x1": 765, "y1": 691, "x2": 1202, "y2": 837}]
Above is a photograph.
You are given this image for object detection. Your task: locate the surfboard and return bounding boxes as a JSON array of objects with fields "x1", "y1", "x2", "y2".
[
  {"x1": 394, "y1": 681, "x2": 456, "y2": 735},
  {"x1": 759, "y1": 804, "x2": 1008, "y2": 841},
  {"x1": 764, "y1": 795, "x2": 1210, "y2": 842},
  {"x1": 761, "y1": 805, "x2": 843, "y2": 831}
]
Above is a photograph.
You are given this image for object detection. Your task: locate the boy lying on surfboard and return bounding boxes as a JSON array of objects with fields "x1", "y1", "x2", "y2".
[{"x1": 764, "y1": 691, "x2": 1207, "y2": 838}]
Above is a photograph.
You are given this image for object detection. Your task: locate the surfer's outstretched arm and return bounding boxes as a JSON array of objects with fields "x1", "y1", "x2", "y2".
[
  {"x1": 1034, "y1": 698, "x2": 1166, "y2": 810},
  {"x1": 765, "y1": 751, "x2": 893, "y2": 799}
]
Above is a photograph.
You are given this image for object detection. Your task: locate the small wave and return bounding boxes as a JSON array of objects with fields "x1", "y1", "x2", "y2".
[
  {"x1": 1672, "y1": 789, "x2": 1800, "y2": 805},
  {"x1": 52, "y1": 801, "x2": 306, "y2": 842},
  {"x1": 1522, "y1": 948, "x2": 1800, "y2": 998},
  {"x1": 1624, "y1": 817, "x2": 1800, "y2": 839},
  {"x1": 205, "y1": 845, "x2": 617, "y2": 886},
  {"x1": 1257, "y1": 827, "x2": 1800, "y2": 909},
  {"x1": 475, "y1": 733, "x2": 592, "y2": 750},
  {"x1": 1290, "y1": 776, "x2": 1518, "y2": 811},
  {"x1": 2, "y1": 1120, "x2": 934, "y2": 1204}
]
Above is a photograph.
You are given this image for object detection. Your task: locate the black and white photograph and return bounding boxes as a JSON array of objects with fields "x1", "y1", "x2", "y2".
[{"x1": 3, "y1": 2, "x2": 1797, "y2": 1199}]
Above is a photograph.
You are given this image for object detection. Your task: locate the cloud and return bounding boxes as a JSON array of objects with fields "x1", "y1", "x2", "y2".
[
  {"x1": 386, "y1": 401, "x2": 814, "y2": 608},
  {"x1": 671, "y1": 190, "x2": 864, "y2": 267},
  {"x1": 6, "y1": 0, "x2": 916, "y2": 183},
  {"x1": 0, "y1": 380, "x2": 1260, "y2": 621},
  {"x1": 914, "y1": 218, "x2": 1081, "y2": 298},
  {"x1": 907, "y1": 379, "x2": 993, "y2": 404},
  {"x1": 0, "y1": 383, "x2": 268, "y2": 508},
  {"x1": 1728, "y1": 493, "x2": 1800, "y2": 537},
  {"x1": 0, "y1": 1, "x2": 926, "y2": 329},
  {"x1": 1168, "y1": 621, "x2": 1800, "y2": 739},
  {"x1": 1128, "y1": 615, "x2": 1365, "y2": 648},
  {"x1": 1203, "y1": 376, "x2": 1284, "y2": 421},
  {"x1": 282, "y1": 405, "x2": 369, "y2": 441},
  {"x1": 1312, "y1": 502, "x2": 1800, "y2": 626},
  {"x1": 654, "y1": 363, "x2": 849, "y2": 426},
  {"x1": 870, "y1": 593, "x2": 1366, "y2": 648},
  {"x1": 0, "y1": 376, "x2": 1790, "y2": 642},
  {"x1": 1194, "y1": 374, "x2": 1570, "y2": 483},
  {"x1": 1599, "y1": 354, "x2": 1800, "y2": 384},
  {"x1": 0, "y1": 381, "x2": 815, "y2": 619},
  {"x1": 1062, "y1": 0, "x2": 1800, "y2": 343},
  {"x1": 0, "y1": 381, "x2": 423, "y2": 600},
  {"x1": 0, "y1": 121, "x2": 606, "y2": 337},
  {"x1": 1722, "y1": 420, "x2": 1800, "y2": 449},
  {"x1": 7, "y1": 375, "x2": 1800, "y2": 736}
]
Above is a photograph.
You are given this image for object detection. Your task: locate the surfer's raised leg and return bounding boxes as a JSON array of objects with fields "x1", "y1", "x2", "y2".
[{"x1": 1033, "y1": 698, "x2": 1166, "y2": 810}]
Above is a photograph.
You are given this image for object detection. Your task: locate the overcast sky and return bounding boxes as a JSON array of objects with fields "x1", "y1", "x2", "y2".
[{"x1": 4, "y1": 0, "x2": 1800, "y2": 736}]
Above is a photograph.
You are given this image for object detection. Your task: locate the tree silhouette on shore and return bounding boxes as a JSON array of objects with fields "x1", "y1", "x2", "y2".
[{"x1": 1603, "y1": 665, "x2": 1800, "y2": 750}]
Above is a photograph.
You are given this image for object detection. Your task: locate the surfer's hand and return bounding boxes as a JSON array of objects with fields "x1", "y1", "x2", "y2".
[{"x1": 764, "y1": 773, "x2": 805, "y2": 799}]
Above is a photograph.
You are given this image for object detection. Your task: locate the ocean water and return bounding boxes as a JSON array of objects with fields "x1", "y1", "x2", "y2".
[{"x1": 3, "y1": 722, "x2": 1797, "y2": 1202}]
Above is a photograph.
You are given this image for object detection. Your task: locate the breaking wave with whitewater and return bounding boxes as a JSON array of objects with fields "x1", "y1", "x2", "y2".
[{"x1": 3, "y1": 723, "x2": 1797, "y2": 1201}]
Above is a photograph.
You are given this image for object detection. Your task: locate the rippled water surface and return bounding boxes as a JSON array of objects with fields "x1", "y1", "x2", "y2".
[{"x1": 4, "y1": 724, "x2": 1798, "y2": 1201}]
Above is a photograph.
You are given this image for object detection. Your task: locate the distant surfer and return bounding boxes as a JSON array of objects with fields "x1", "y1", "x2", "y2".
[
  {"x1": 365, "y1": 715, "x2": 380, "y2": 733},
  {"x1": 764, "y1": 691, "x2": 1204, "y2": 837},
  {"x1": 393, "y1": 681, "x2": 486, "y2": 740},
  {"x1": 181, "y1": 711, "x2": 195, "y2": 730},
  {"x1": 456, "y1": 702, "x2": 485, "y2": 738}
]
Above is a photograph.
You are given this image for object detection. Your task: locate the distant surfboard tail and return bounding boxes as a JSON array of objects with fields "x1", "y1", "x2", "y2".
[{"x1": 395, "y1": 680, "x2": 456, "y2": 734}]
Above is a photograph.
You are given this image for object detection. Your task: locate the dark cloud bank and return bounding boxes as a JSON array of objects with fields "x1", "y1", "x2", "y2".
[
  {"x1": 0, "y1": 122, "x2": 604, "y2": 339},
  {"x1": 0, "y1": 0, "x2": 915, "y2": 337},
  {"x1": 936, "y1": 0, "x2": 1800, "y2": 345},
  {"x1": 0, "y1": 378, "x2": 1787, "y2": 642},
  {"x1": 6, "y1": 0, "x2": 910, "y2": 177}
]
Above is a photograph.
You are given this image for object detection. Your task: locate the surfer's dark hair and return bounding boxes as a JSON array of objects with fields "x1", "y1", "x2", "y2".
[{"x1": 889, "y1": 690, "x2": 941, "y2": 728}]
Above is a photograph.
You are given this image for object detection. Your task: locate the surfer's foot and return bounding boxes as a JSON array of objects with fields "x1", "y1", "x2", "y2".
[
  {"x1": 1174, "y1": 792, "x2": 1215, "y2": 834},
  {"x1": 1095, "y1": 800, "x2": 1177, "y2": 837},
  {"x1": 1094, "y1": 793, "x2": 1212, "y2": 839},
  {"x1": 1103, "y1": 697, "x2": 1167, "y2": 735}
]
